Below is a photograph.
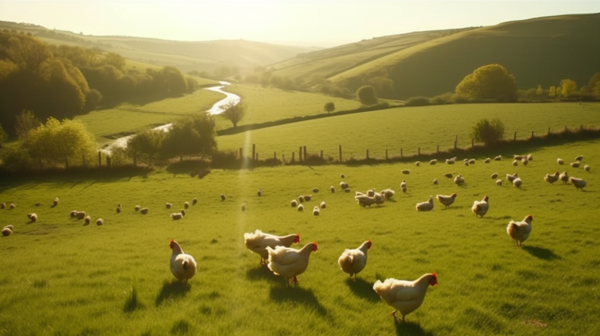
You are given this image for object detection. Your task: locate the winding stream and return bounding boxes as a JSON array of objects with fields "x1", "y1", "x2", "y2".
[{"x1": 103, "y1": 81, "x2": 239, "y2": 153}]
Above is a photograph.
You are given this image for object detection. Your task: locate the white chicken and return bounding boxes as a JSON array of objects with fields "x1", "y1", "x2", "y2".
[
  {"x1": 373, "y1": 273, "x2": 438, "y2": 322},
  {"x1": 471, "y1": 195, "x2": 489, "y2": 218},
  {"x1": 266, "y1": 242, "x2": 318, "y2": 285},
  {"x1": 415, "y1": 195, "x2": 434, "y2": 211},
  {"x1": 544, "y1": 171, "x2": 560, "y2": 184},
  {"x1": 453, "y1": 174, "x2": 465, "y2": 186},
  {"x1": 244, "y1": 230, "x2": 300, "y2": 265},
  {"x1": 506, "y1": 173, "x2": 518, "y2": 183},
  {"x1": 338, "y1": 240, "x2": 372, "y2": 281},
  {"x1": 169, "y1": 240, "x2": 197, "y2": 285},
  {"x1": 435, "y1": 194, "x2": 457, "y2": 209},
  {"x1": 506, "y1": 215, "x2": 533, "y2": 247},
  {"x1": 559, "y1": 171, "x2": 569, "y2": 184}
]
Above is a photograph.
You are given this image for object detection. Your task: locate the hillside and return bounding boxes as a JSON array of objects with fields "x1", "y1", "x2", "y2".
[{"x1": 0, "y1": 20, "x2": 319, "y2": 73}]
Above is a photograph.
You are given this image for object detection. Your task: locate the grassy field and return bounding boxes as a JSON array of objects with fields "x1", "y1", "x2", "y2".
[
  {"x1": 0, "y1": 138, "x2": 599, "y2": 335},
  {"x1": 217, "y1": 102, "x2": 600, "y2": 159}
]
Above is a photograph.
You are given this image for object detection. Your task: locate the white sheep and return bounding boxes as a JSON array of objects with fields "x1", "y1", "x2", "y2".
[
  {"x1": 291, "y1": 199, "x2": 298, "y2": 207},
  {"x1": 445, "y1": 158, "x2": 455, "y2": 164},
  {"x1": 415, "y1": 161, "x2": 420, "y2": 166},
  {"x1": 506, "y1": 173, "x2": 518, "y2": 183},
  {"x1": 557, "y1": 158, "x2": 564, "y2": 165},
  {"x1": 171, "y1": 213, "x2": 183, "y2": 220},
  {"x1": 491, "y1": 173, "x2": 498, "y2": 179},
  {"x1": 569, "y1": 177, "x2": 587, "y2": 190},
  {"x1": 366, "y1": 189, "x2": 376, "y2": 197},
  {"x1": 313, "y1": 188, "x2": 319, "y2": 193},
  {"x1": 4, "y1": 225, "x2": 14, "y2": 230},
  {"x1": 512, "y1": 160, "x2": 518, "y2": 166},
  {"x1": 527, "y1": 154, "x2": 533, "y2": 161},
  {"x1": 0, "y1": 203, "x2": 5, "y2": 209},
  {"x1": 559, "y1": 171, "x2": 569, "y2": 184},
  {"x1": 221, "y1": 194, "x2": 226, "y2": 201},
  {"x1": 484, "y1": 158, "x2": 491, "y2": 163},
  {"x1": 320, "y1": 201, "x2": 326, "y2": 209},
  {"x1": 430, "y1": 159, "x2": 437, "y2": 165},
  {"x1": 584, "y1": 165, "x2": 590, "y2": 172},
  {"x1": 181, "y1": 209, "x2": 186, "y2": 217},
  {"x1": 313, "y1": 206, "x2": 320, "y2": 216},
  {"x1": 570, "y1": 162, "x2": 580, "y2": 168},
  {"x1": 454, "y1": 175, "x2": 465, "y2": 185},
  {"x1": 496, "y1": 179, "x2": 503, "y2": 186},
  {"x1": 9, "y1": 203, "x2": 15, "y2": 209},
  {"x1": 402, "y1": 169, "x2": 410, "y2": 174},
  {"x1": 70, "y1": 210, "x2": 78, "y2": 218},
  {"x1": 514, "y1": 155, "x2": 524, "y2": 160},
  {"x1": 139, "y1": 208, "x2": 149, "y2": 215},
  {"x1": 96, "y1": 218, "x2": 104, "y2": 226},
  {"x1": 494, "y1": 155, "x2": 502, "y2": 161},
  {"x1": 134, "y1": 205, "x2": 140, "y2": 212},
  {"x1": 344, "y1": 188, "x2": 351, "y2": 193},
  {"x1": 521, "y1": 158, "x2": 528, "y2": 166},
  {"x1": 297, "y1": 204, "x2": 304, "y2": 212},
  {"x1": 433, "y1": 178, "x2": 438, "y2": 185},
  {"x1": 468, "y1": 159, "x2": 475, "y2": 165},
  {"x1": 464, "y1": 161, "x2": 469, "y2": 166},
  {"x1": 116, "y1": 204, "x2": 122, "y2": 213},
  {"x1": 53, "y1": 197, "x2": 59, "y2": 206},
  {"x1": 76, "y1": 211, "x2": 87, "y2": 220},
  {"x1": 513, "y1": 177, "x2": 523, "y2": 188},
  {"x1": 340, "y1": 174, "x2": 345, "y2": 179},
  {"x1": 84, "y1": 215, "x2": 91, "y2": 225},
  {"x1": 400, "y1": 180, "x2": 407, "y2": 193},
  {"x1": 184, "y1": 201, "x2": 190, "y2": 209},
  {"x1": 2, "y1": 227, "x2": 12, "y2": 236},
  {"x1": 166, "y1": 203, "x2": 172, "y2": 209},
  {"x1": 575, "y1": 155, "x2": 583, "y2": 161},
  {"x1": 257, "y1": 188, "x2": 262, "y2": 197},
  {"x1": 304, "y1": 194, "x2": 313, "y2": 202},
  {"x1": 27, "y1": 213, "x2": 38, "y2": 222},
  {"x1": 416, "y1": 195, "x2": 434, "y2": 211},
  {"x1": 340, "y1": 181, "x2": 349, "y2": 189},
  {"x1": 330, "y1": 186, "x2": 335, "y2": 193},
  {"x1": 192, "y1": 198, "x2": 198, "y2": 205},
  {"x1": 241, "y1": 204, "x2": 247, "y2": 212},
  {"x1": 380, "y1": 188, "x2": 395, "y2": 199},
  {"x1": 444, "y1": 173, "x2": 453, "y2": 178}
]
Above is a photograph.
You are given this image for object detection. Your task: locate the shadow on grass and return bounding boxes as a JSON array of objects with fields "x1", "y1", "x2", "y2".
[
  {"x1": 523, "y1": 246, "x2": 561, "y2": 261},
  {"x1": 345, "y1": 278, "x2": 380, "y2": 302},
  {"x1": 123, "y1": 287, "x2": 143, "y2": 313},
  {"x1": 246, "y1": 266, "x2": 284, "y2": 284},
  {"x1": 155, "y1": 280, "x2": 190, "y2": 306},
  {"x1": 269, "y1": 286, "x2": 329, "y2": 317},
  {"x1": 394, "y1": 320, "x2": 434, "y2": 336}
]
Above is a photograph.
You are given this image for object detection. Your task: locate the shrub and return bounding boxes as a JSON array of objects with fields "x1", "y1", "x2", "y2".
[
  {"x1": 356, "y1": 85, "x2": 378, "y2": 105},
  {"x1": 472, "y1": 118, "x2": 505, "y2": 146},
  {"x1": 404, "y1": 96, "x2": 431, "y2": 107},
  {"x1": 431, "y1": 92, "x2": 454, "y2": 104}
]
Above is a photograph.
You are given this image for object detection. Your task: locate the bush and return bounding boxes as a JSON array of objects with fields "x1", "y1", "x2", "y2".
[
  {"x1": 472, "y1": 118, "x2": 505, "y2": 146},
  {"x1": 356, "y1": 85, "x2": 378, "y2": 105},
  {"x1": 404, "y1": 96, "x2": 431, "y2": 107},
  {"x1": 210, "y1": 150, "x2": 240, "y2": 169},
  {"x1": 431, "y1": 92, "x2": 453, "y2": 105}
]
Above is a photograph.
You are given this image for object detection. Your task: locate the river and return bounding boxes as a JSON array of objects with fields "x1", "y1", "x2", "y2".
[{"x1": 103, "y1": 81, "x2": 239, "y2": 153}]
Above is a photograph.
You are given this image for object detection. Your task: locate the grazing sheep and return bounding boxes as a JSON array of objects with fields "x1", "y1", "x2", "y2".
[
  {"x1": 415, "y1": 196, "x2": 434, "y2": 211},
  {"x1": 444, "y1": 173, "x2": 453, "y2": 178},
  {"x1": 468, "y1": 159, "x2": 475, "y2": 165},
  {"x1": 512, "y1": 160, "x2": 518, "y2": 166},
  {"x1": 35, "y1": 202, "x2": 41, "y2": 207},
  {"x1": 96, "y1": 218, "x2": 104, "y2": 226},
  {"x1": 402, "y1": 169, "x2": 410, "y2": 174},
  {"x1": 513, "y1": 155, "x2": 524, "y2": 160},
  {"x1": 400, "y1": 180, "x2": 407, "y2": 193},
  {"x1": 340, "y1": 174, "x2": 345, "y2": 179},
  {"x1": 313, "y1": 188, "x2": 319, "y2": 193},
  {"x1": 27, "y1": 213, "x2": 37, "y2": 222},
  {"x1": 291, "y1": 199, "x2": 298, "y2": 207},
  {"x1": 506, "y1": 173, "x2": 518, "y2": 183},
  {"x1": 366, "y1": 189, "x2": 376, "y2": 197},
  {"x1": 221, "y1": 194, "x2": 226, "y2": 201},
  {"x1": 355, "y1": 193, "x2": 385, "y2": 207},
  {"x1": 433, "y1": 178, "x2": 438, "y2": 185},
  {"x1": 192, "y1": 198, "x2": 198, "y2": 205},
  {"x1": 134, "y1": 205, "x2": 140, "y2": 212},
  {"x1": 491, "y1": 173, "x2": 498, "y2": 179},
  {"x1": 570, "y1": 162, "x2": 580, "y2": 168},
  {"x1": 76, "y1": 211, "x2": 87, "y2": 220},
  {"x1": 184, "y1": 201, "x2": 190, "y2": 209},
  {"x1": 430, "y1": 159, "x2": 437, "y2": 165},
  {"x1": 559, "y1": 171, "x2": 569, "y2": 184},
  {"x1": 496, "y1": 179, "x2": 503, "y2": 186},
  {"x1": 313, "y1": 206, "x2": 320, "y2": 216},
  {"x1": 344, "y1": 188, "x2": 351, "y2": 193},
  {"x1": 180, "y1": 209, "x2": 186, "y2": 217},
  {"x1": 521, "y1": 158, "x2": 528, "y2": 166},
  {"x1": 84, "y1": 215, "x2": 91, "y2": 225},
  {"x1": 4, "y1": 225, "x2": 14, "y2": 230},
  {"x1": 381, "y1": 188, "x2": 395, "y2": 199},
  {"x1": 454, "y1": 175, "x2": 465, "y2": 186},
  {"x1": 53, "y1": 197, "x2": 59, "y2": 206},
  {"x1": 0, "y1": 203, "x2": 5, "y2": 209},
  {"x1": 464, "y1": 161, "x2": 469, "y2": 166},
  {"x1": 116, "y1": 204, "x2": 122, "y2": 213},
  {"x1": 70, "y1": 210, "x2": 77, "y2": 218},
  {"x1": 484, "y1": 158, "x2": 491, "y2": 163},
  {"x1": 9, "y1": 203, "x2": 15, "y2": 209},
  {"x1": 140, "y1": 208, "x2": 149, "y2": 215},
  {"x1": 304, "y1": 194, "x2": 313, "y2": 202},
  {"x1": 171, "y1": 213, "x2": 183, "y2": 220},
  {"x1": 557, "y1": 158, "x2": 564, "y2": 165},
  {"x1": 166, "y1": 203, "x2": 172, "y2": 209},
  {"x1": 575, "y1": 155, "x2": 583, "y2": 161},
  {"x1": 241, "y1": 204, "x2": 246, "y2": 212},
  {"x1": 513, "y1": 177, "x2": 523, "y2": 188},
  {"x1": 584, "y1": 165, "x2": 590, "y2": 172},
  {"x1": 494, "y1": 155, "x2": 502, "y2": 161},
  {"x1": 415, "y1": 161, "x2": 420, "y2": 166},
  {"x1": 297, "y1": 204, "x2": 304, "y2": 212},
  {"x1": 330, "y1": 186, "x2": 335, "y2": 193},
  {"x1": 298, "y1": 195, "x2": 305, "y2": 203},
  {"x1": 527, "y1": 154, "x2": 533, "y2": 161},
  {"x1": 445, "y1": 158, "x2": 456, "y2": 164},
  {"x1": 569, "y1": 177, "x2": 587, "y2": 190},
  {"x1": 320, "y1": 201, "x2": 326, "y2": 209},
  {"x1": 257, "y1": 188, "x2": 262, "y2": 197},
  {"x1": 340, "y1": 181, "x2": 349, "y2": 189},
  {"x1": 2, "y1": 228, "x2": 12, "y2": 236}
]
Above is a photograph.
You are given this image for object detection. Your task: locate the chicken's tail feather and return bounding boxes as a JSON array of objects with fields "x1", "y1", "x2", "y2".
[{"x1": 182, "y1": 260, "x2": 188, "y2": 270}]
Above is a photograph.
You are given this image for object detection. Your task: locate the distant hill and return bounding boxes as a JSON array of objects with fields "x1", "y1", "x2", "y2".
[
  {"x1": 270, "y1": 13, "x2": 600, "y2": 99},
  {"x1": 0, "y1": 20, "x2": 320, "y2": 73}
]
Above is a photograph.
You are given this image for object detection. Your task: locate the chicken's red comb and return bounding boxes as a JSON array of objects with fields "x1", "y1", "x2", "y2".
[
  {"x1": 170, "y1": 239, "x2": 175, "y2": 243},
  {"x1": 432, "y1": 272, "x2": 437, "y2": 277}
]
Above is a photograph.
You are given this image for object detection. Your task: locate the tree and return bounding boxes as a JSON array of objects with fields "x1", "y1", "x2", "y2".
[
  {"x1": 455, "y1": 64, "x2": 517, "y2": 102},
  {"x1": 536, "y1": 85, "x2": 543, "y2": 96},
  {"x1": 161, "y1": 114, "x2": 217, "y2": 161},
  {"x1": 549, "y1": 86, "x2": 556, "y2": 98},
  {"x1": 219, "y1": 100, "x2": 245, "y2": 128},
  {"x1": 471, "y1": 118, "x2": 505, "y2": 146},
  {"x1": 127, "y1": 129, "x2": 165, "y2": 166},
  {"x1": 0, "y1": 123, "x2": 7, "y2": 147},
  {"x1": 104, "y1": 52, "x2": 126, "y2": 71},
  {"x1": 560, "y1": 79, "x2": 577, "y2": 98},
  {"x1": 357, "y1": 85, "x2": 378, "y2": 105},
  {"x1": 84, "y1": 89, "x2": 103, "y2": 111},
  {"x1": 595, "y1": 81, "x2": 600, "y2": 99},
  {"x1": 324, "y1": 102, "x2": 335, "y2": 113},
  {"x1": 14, "y1": 110, "x2": 40, "y2": 140}
]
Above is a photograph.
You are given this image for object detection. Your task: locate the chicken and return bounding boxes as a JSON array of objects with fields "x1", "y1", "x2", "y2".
[
  {"x1": 435, "y1": 193, "x2": 457, "y2": 209},
  {"x1": 415, "y1": 196, "x2": 434, "y2": 211},
  {"x1": 507, "y1": 215, "x2": 533, "y2": 247},
  {"x1": 400, "y1": 180, "x2": 407, "y2": 193},
  {"x1": 373, "y1": 273, "x2": 438, "y2": 322},
  {"x1": 244, "y1": 230, "x2": 300, "y2": 265},
  {"x1": 544, "y1": 171, "x2": 560, "y2": 184},
  {"x1": 569, "y1": 177, "x2": 587, "y2": 190},
  {"x1": 559, "y1": 171, "x2": 569, "y2": 184},
  {"x1": 338, "y1": 240, "x2": 372, "y2": 281},
  {"x1": 169, "y1": 240, "x2": 197, "y2": 285},
  {"x1": 453, "y1": 175, "x2": 464, "y2": 185},
  {"x1": 506, "y1": 173, "x2": 518, "y2": 183},
  {"x1": 266, "y1": 242, "x2": 318, "y2": 285},
  {"x1": 471, "y1": 195, "x2": 489, "y2": 218}
]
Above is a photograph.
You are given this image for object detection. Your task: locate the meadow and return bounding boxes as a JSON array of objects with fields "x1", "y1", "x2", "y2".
[
  {"x1": 1, "y1": 138, "x2": 599, "y2": 336},
  {"x1": 217, "y1": 102, "x2": 600, "y2": 160}
]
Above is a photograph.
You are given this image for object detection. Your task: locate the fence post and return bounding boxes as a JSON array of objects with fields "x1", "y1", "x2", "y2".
[
  {"x1": 418, "y1": 147, "x2": 420, "y2": 155},
  {"x1": 437, "y1": 145, "x2": 440, "y2": 153},
  {"x1": 282, "y1": 154, "x2": 285, "y2": 163},
  {"x1": 366, "y1": 149, "x2": 369, "y2": 159},
  {"x1": 514, "y1": 131, "x2": 517, "y2": 141},
  {"x1": 292, "y1": 152, "x2": 295, "y2": 163},
  {"x1": 385, "y1": 149, "x2": 388, "y2": 160},
  {"x1": 303, "y1": 146, "x2": 307, "y2": 161},
  {"x1": 531, "y1": 131, "x2": 534, "y2": 138},
  {"x1": 320, "y1": 150, "x2": 323, "y2": 158},
  {"x1": 252, "y1": 144, "x2": 256, "y2": 161},
  {"x1": 339, "y1": 145, "x2": 342, "y2": 162},
  {"x1": 98, "y1": 151, "x2": 101, "y2": 167},
  {"x1": 548, "y1": 127, "x2": 551, "y2": 136},
  {"x1": 299, "y1": 146, "x2": 303, "y2": 162},
  {"x1": 454, "y1": 135, "x2": 458, "y2": 149}
]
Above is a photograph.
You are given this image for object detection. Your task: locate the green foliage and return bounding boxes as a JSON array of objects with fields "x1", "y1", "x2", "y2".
[
  {"x1": 536, "y1": 84, "x2": 543, "y2": 96},
  {"x1": 219, "y1": 101, "x2": 246, "y2": 128},
  {"x1": 161, "y1": 114, "x2": 217, "y2": 161},
  {"x1": 356, "y1": 85, "x2": 378, "y2": 105},
  {"x1": 560, "y1": 79, "x2": 578, "y2": 98},
  {"x1": 104, "y1": 52, "x2": 126, "y2": 71},
  {"x1": 126, "y1": 129, "x2": 166, "y2": 166},
  {"x1": 455, "y1": 64, "x2": 517, "y2": 102},
  {"x1": 323, "y1": 102, "x2": 335, "y2": 113},
  {"x1": 0, "y1": 122, "x2": 7, "y2": 146},
  {"x1": 595, "y1": 81, "x2": 600, "y2": 99},
  {"x1": 404, "y1": 96, "x2": 431, "y2": 106},
  {"x1": 549, "y1": 86, "x2": 557, "y2": 98},
  {"x1": 366, "y1": 76, "x2": 394, "y2": 98},
  {"x1": 84, "y1": 89, "x2": 103, "y2": 111},
  {"x1": 14, "y1": 109, "x2": 41, "y2": 140},
  {"x1": 471, "y1": 118, "x2": 505, "y2": 146}
]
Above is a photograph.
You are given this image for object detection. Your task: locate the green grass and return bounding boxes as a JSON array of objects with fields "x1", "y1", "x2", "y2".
[
  {"x1": 217, "y1": 102, "x2": 600, "y2": 159},
  {"x1": 0, "y1": 139, "x2": 599, "y2": 335}
]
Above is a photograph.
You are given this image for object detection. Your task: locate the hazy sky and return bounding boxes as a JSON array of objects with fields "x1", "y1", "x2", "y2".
[{"x1": 1, "y1": 0, "x2": 599, "y2": 47}]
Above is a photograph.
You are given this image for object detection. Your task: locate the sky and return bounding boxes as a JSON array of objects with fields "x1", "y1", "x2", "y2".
[{"x1": 1, "y1": 0, "x2": 599, "y2": 47}]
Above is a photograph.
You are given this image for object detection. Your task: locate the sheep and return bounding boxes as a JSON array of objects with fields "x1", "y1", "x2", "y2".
[
  {"x1": 468, "y1": 159, "x2": 475, "y2": 165},
  {"x1": 570, "y1": 162, "x2": 580, "y2": 168},
  {"x1": 241, "y1": 204, "x2": 246, "y2": 212},
  {"x1": 35, "y1": 202, "x2": 41, "y2": 207},
  {"x1": 366, "y1": 189, "x2": 376, "y2": 197},
  {"x1": 415, "y1": 161, "x2": 420, "y2": 167},
  {"x1": 53, "y1": 197, "x2": 59, "y2": 206},
  {"x1": 584, "y1": 165, "x2": 590, "y2": 172},
  {"x1": 494, "y1": 155, "x2": 502, "y2": 161},
  {"x1": 496, "y1": 179, "x2": 503, "y2": 186},
  {"x1": 70, "y1": 210, "x2": 78, "y2": 218},
  {"x1": 521, "y1": 158, "x2": 528, "y2": 166},
  {"x1": 139, "y1": 208, "x2": 149, "y2": 215},
  {"x1": 506, "y1": 173, "x2": 518, "y2": 183},
  {"x1": 575, "y1": 155, "x2": 583, "y2": 161},
  {"x1": 304, "y1": 194, "x2": 313, "y2": 202},
  {"x1": 444, "y1": 173, "x2": 453, "y2": 178},
  {"x1": 84, "y1": 215, "x2": 91, "y2": 225},
  {"x1": 445, "y1": 158, "x2": 456, "y2": 164},
  {"x1": 0, "y1": 203, "x2": 4, "y2": 209},
  {"x1": 513, "y1": 155, "x2": 524, "y2": 160},
  {"x1": 134, "y1": 205, "x2": 140, "y2": 212},
  {"x1": 221, "y1": 194, "x2": 226, "y2": 201},
  {"x1": 557, "y1": 158, "x2": 564, "y2": 165},
  {"x1": 184, "y1": 201, "x2": 190, "y2": 209},
  {"x1": 512, "y1": 160, "x2": 518, "y2": 166},
  {"x1": 454, "y1": 175, "x2": 465, "y2": 186},
  {"x1": 340, "y1": 181, "x2": 349, "y2": 189},
  {"x1": 27, "y1": 213, "x2": 38, "y2": 222},
  {"x1": 2, "y1": 228, "x2": 11, "y2": 236},
  {"x1": 340, "y1": 174, "x2": 345, "y2": 179},
  {"x1": 491, "y1": 173, "x2": 498, "y2": 179},
  {"x1": 415, "y1": 196, "x2": 434, "y2": 211},
  {"x1": 116, "y1": 204, "x2": 122, "y2": 213},
  {"x1": 569, "y1": 177, "x2": 587, "y2": 190},
  {"x1": 297, "y1": 204, "x2": 304, "y2": 212},
  {"x1": 257, "y1": 188, "x2": 262, "y2": 197},
  {"x1": 4, "y1": 225, "x2": 14, "y2": 230},
  {"x1": 433, "y1": 178, "x2": 438, "y2": 185},
  {"x1": 484, "y1": 158, "x2": 491, "y2": 163},
  {"x1": 344, "y1": 188, "x2": 351, "y2": 193},
  {"x1": 180, "y1": 209, "x2": 186, "y2": 217},
  {"x1": 330, "y1": 186, "x2": 335, "y2": 193},
  {"x1": 320, "y1": 201, "x2": 326, "y2": 209},
  {"x1": 464, "y1": 161, "x2": 469, "y2": 166},
  {"x1": 513, "y1": 177, "x2": 523, "y2": 188},
  {"x1": 313, "y1": 206, "x2": 320, "y2": 216},
  {"x1": 402, "y1": 170, "x2": 410, "y2": 174},
  {"x1": 527, "y1": 154, "x2": 533, "y2": 161},
  {"x1": 355, "y1": 193, "x2": 385, "y2": 207},
  {"x1": 96, "y1": 218, "x2": 104, "y2": 226},
  {"x1": 291, "y1": 199, "x2": 298, "y2": 207},
  {"x1": 380, "y1": 188, "x2": 395, "y2": 199},
  {"x1": 559, "y1": 171, "x2": 569, "y2": 184},
  {"x1": 9, "y1": 203, "x2": 15, "y2": 209},
  {"x1": 430, "y1": 159, "x2": 437, "y2": 165},
  {"x1": 166, "y1": 203, "x2": 172, "y2": 209},
  {"x1": 171, "y1": 213, "x2": 183, "y2": 220},
  {"x1": 313, "y1": 188, "x2": 319, "y2": 193},
  {"x1": 400, "y1": 180, "x2": 407, "y2": 193},
  {"x1": 76, "y1": 211, "x2": 87, "y2": 220},
  {"x1": 298, "y1": 195, "x2": 305, "y2": 203},
  {"x1": 192, "y1": 198, "x2": 198, "y2": 205}
]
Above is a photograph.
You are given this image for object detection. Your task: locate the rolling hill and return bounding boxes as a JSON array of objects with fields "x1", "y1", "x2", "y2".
[{"x1": 0, "y1": 20, "x2": 319, "y2": 73}]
